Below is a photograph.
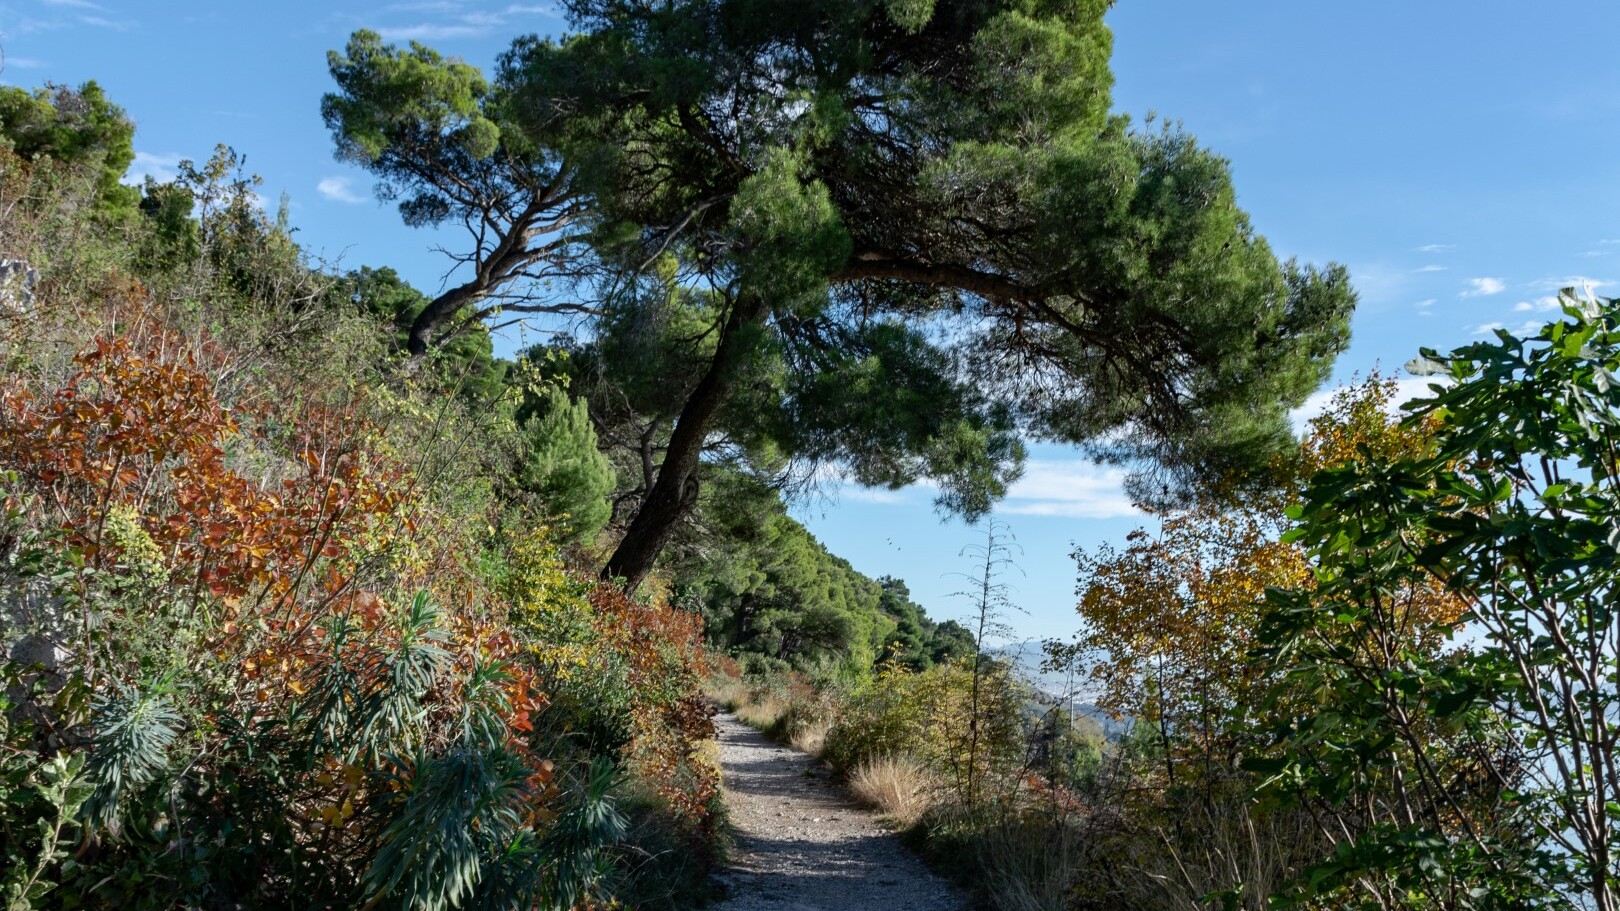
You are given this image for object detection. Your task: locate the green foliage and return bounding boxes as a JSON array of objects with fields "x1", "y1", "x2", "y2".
[
  {"x1": 0, "y1": 128, "x2": 719, "y2": 910},
  {"x1": 323, "y1": 30, "x2": 499, "y2": 194},
  {"x1": 81, "y1": 683, "x2": 182, "y2": 829},
  {"x1": 516, "y1": 384, "x2": 615, "y2": 543},
  {"x1": 1, "y1": 751, "x2": 91, "y2": 911},
  {"x1": 1246, "y1": 291, "x2": 1620, "y2": 908},
  {"x1": 822, "y1": 657, "x2": 1027, "y2": 804},
  {"x1": 344, "y1": 266, "x2": 511, "y2": 400},
  {"x1": 364, "y1": 745, "x2": 533, "y2": 911},
  {"x1": 877, "y1": 577, "x2": 978, "y2": 670},
  {"x1": 333, "y1": 0, "x2": 1354, "y2": 586},
  {"x1": 0, "y1": 81, "x2": 137, "y2": 217},
  {"x1": 1028, "y1": 709, "x2": 1104, "y2": 794},
  {"x1": 322, "y1": 30, "x2": 592, "y2": 354},
  {"x1": 509, "y1": 0, "x2": 1351, "y2": 511}
]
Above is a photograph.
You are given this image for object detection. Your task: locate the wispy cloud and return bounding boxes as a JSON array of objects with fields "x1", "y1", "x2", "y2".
[
  {"x1": 317, "y1": 176, "x2": 366, "y2": 204},
  {"x1": 76, "y1": 14, "x2": 131, "y2": 29},
  {"x1": 1475, "y1": 319, "x2": 1549, "y2": 338},
  {"x1": 41, "y1": 0, "x2": 104, "y2": 8},
  {"x1": 376, "y1": 2, "x2": 560, "y2": 41},
  {"x1": 836, "y1": 487, "x2": 908, "y2": 506},
  {"x1": 2, "y1": 56, "x2": 46, "y2": 69},
  {"x1": 377, "y1": 22, "x2": 488, "y2": 40},
  {"x1": 122, "y1": 151, "x2": 182, "y2": 185},
  {"x1": 385, "y1": 0, "x2": 465, "y2": 10},
  {"x1": 1529, "y1": 275, "x2": 1614, "y2": 293},
  {"x1": 1412, "y1": 264, "x2": 1447, "y2": 273},
  {"x1": 1461, "y1": 277, "x2": 1506, "y2": 297},
  {"x1": 1416, "y1": 243, "x2": 1456, "y2": 253},
  {"x1": 1514, "y1": 296, "x2": 1561, "y2": 313},
  {"x1": 998, "y1": 461, "x2": 1139, "y2": 520}
]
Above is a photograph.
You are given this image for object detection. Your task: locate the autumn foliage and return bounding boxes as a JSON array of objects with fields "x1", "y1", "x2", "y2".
[
  {"x1": 0, "y1": 148, "x2": 718, "y2": 910},
  {"x1": 1065, "y1": 378, "x2": 1467, "y2": 777}
]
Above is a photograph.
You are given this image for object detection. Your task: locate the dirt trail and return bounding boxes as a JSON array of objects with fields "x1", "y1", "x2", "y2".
[{"x1": 708, "y1": 712, "x2": 971, "y2": 911}]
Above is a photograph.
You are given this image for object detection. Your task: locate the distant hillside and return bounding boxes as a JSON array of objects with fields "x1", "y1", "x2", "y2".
[
  {"x1": 667, "y1": 476, "x2": 977, "y2": 675},
  {"x1": 989, "y1": 642, "x2": 1131, "y2": 740}
]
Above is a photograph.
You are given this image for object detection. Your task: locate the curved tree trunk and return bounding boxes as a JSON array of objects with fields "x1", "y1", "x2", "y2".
[
  {"x1": 601, "y1": 295, "x2": 768, "y2": 589},
  {"x1": 407, "y1": 282, "x2": 485, "y2": 355}
]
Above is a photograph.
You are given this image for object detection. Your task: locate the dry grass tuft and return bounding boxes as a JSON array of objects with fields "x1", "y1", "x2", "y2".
[
  {"x1": 705, "y1": 676, "x2": 750, "y2": 712},
  {"x1": 848, "y1": 754, "x2": 936, "y2": 827},
  {"x1": 789, "y1": 717, "x2": 831, "y2": 756},
  {"x1": 734, "y1": 695, "x2": 789, "y2": 730},
  {"x1": 972, "y1": 817, "x2": 1089, "y2": 911}
]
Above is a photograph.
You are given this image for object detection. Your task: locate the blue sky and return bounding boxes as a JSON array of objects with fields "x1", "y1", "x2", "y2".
[{"x1": 5, "y1": 1, "x2": 1619, "y2": 646}]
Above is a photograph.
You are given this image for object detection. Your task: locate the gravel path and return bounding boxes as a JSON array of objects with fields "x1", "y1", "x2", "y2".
[{"x1": 708, "y1": 712, "x2": 971, "y2": 911}]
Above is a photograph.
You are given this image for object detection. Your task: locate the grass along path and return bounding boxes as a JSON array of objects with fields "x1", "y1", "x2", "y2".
[{"x1": 709, "y1": 712, "x2": 970, "y2": 911}]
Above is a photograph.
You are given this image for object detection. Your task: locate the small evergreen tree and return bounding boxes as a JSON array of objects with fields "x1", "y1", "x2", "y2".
[{"x1": 519, "y1": 385, "x2": 615, "y2": 543}]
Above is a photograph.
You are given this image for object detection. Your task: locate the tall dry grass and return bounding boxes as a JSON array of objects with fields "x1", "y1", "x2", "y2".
[
  {"x1": 734, "y1": 694, "x2": 789, "y2": 730},
  {"x1": 789, "y1": 716, "x2": 831, "y2": 756},
  {"x1": 971, "y1": 816, "x2": 1090, "y2": 911},
  {"x1": 1102, "y1": 794, "x2": 1323, "y2": 911},
  {"x1": 848, "y1": 755, "x2": 937, "y2": 827},
  {"x1": 705, "y1": 675, "x2": 751, "y2": 712}
]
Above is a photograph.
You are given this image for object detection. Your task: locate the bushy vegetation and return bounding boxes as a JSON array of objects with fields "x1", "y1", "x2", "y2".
[
  {"x1": 0, "y1": 112, "x2": 718, "y2": 908},
  {"x1": 718, "y1": 349, "x2": 1620, "y2": 911},
  {"x1": 17, "y1": 3, "x2": 1601, "y2": 909}
]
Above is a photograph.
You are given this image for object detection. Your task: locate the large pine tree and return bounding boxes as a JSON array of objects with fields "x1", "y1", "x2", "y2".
[{"x1": 326, "y1": 0, "x2": 1355, "y2": 588}]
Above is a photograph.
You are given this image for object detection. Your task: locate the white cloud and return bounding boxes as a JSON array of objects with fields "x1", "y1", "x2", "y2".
[
  {"x1": 821, "y1": 460, "x2": 1142, "y2": 520},
  {"x1": 1514, "y1": 295, "x2": 1560, "y2": 313},
  {"x1": 42, "y1": 0, "x2": 103, "y2": 8},
  {"x1": 1416, "y1": 243, "x2": 1456, "y2": 253},
  {"x1": 998, "y1": 461, "x2": 1139, "y2": 520},
  {"x1": 122, "y1": 151, "x2": 182, "y2": 185},
  {"x1": 377, "y1": 22, "x2": 489, "y2": 39},
  {"x1": 376, "y1": 3, "x2": 560, "y2": 41},
  {"x1": 317, "y1": 176, "x2": 366, "y2": 204},
  {"x1": 1412, "y1": 264, "x2": 1447, "y2": 273},
  {"x1": 458, "y1": 11, "x2": 505, "y2": 26},
  {"x1": 1461, "y1": 277, "x2": 1507, "y2": 297},
  {"x1": 386, "y1": 1, "x2": 465, "y2": 10},
  {"x1": 836, "y1": 487, "x2": 908, "y2": 505},
  {"x1": 1530, "y1": 275, "x2": 1614, "y2": 293},
  {"x1": 1415, "y1": 298, "x2": 1436, "y2": 309},
  {"x1": 1474, "y1": 321, "x2": 1504, "y2": 335},
  {"x1": 2, "y1": 56, "x2": 46, "y2": 69},
  {"x1": 76, "y1": 14, "x2": 128, "y2": 29}
]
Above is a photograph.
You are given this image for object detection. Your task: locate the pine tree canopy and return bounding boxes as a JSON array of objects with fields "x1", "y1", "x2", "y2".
[{"x1": 325, "y1": 0, "x2": 1356, "y2": 586}]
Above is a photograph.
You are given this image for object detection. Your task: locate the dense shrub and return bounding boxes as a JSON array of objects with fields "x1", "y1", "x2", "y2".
[{"x1": 0, "y1": 139, "x2": 716, "y2": 909}]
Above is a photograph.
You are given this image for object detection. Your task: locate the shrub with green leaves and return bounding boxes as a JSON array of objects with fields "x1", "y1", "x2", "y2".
[{"x1": 1250, "y1": 288, "x2": 1620, "y2": 909}]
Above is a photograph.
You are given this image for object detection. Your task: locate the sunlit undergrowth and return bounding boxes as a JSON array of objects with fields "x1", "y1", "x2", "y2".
[{"x1": 0, "y1": 146, "x2": 718, "y2": 909}]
